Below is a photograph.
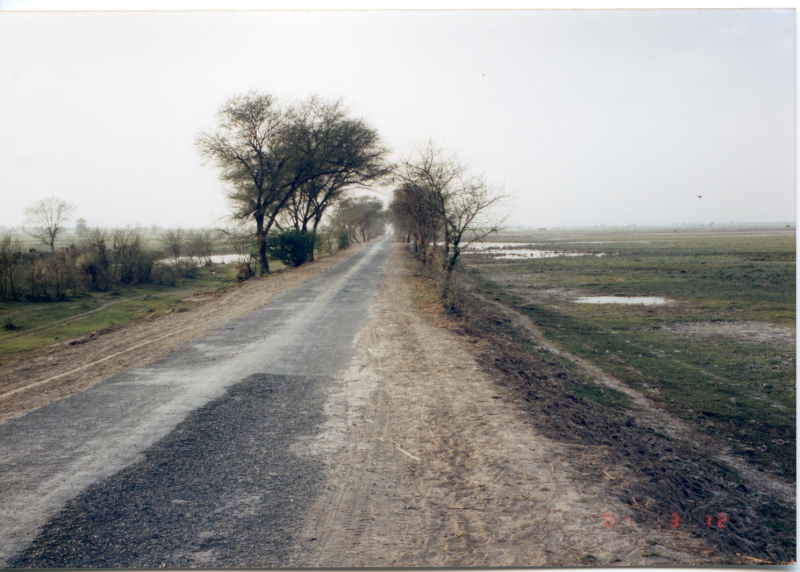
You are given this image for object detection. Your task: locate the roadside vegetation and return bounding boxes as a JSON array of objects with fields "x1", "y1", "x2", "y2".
[
  {"x1": 1, "y1": 91, "x2": 392, "y2": 357},
  {"x1": 0, "y1": 264, "x2": 240, "y2": 358},
  {"x1": 389, "y1": 140, "x2": 507, "y2": 301},
  {"x1": 196, "y1": 92, "x2": 391, "y2": 274},
  {"x1": 406, "y1": 226, "x2": 796, "y2": 564}
]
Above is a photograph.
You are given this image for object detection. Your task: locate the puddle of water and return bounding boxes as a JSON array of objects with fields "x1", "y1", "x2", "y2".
[
  {"x1": 157, "y1": 254, "x2": 248, "y2": 266},
  {"x1": 575, "y1": 296, "x2": 672, "y2": 305},
  {"x1": 465, "y1": 242, "x2": 544, "y2": 250},
  {"x1": 464, "y1": 249, "x2": 605, "y2": 259},
  {"x1": 561, "y1": 241, "x2": 651, "y2": 244},
  {"x1": 493, "y1": 250, "x2": 596, "y2": 259}
]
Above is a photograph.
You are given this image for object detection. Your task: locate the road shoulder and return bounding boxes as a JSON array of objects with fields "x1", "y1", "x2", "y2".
[{"x1": 296, "y1": 243, "x2": 706, "y2": 567}]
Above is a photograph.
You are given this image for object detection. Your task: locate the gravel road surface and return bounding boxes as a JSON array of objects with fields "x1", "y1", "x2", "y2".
[{"x1": 0, "y1": 236, "x2": 391, "y2": 567}]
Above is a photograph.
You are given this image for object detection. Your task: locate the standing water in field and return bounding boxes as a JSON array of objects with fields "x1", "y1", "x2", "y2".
[{"x1": 575, "y1": 296, "x2": 672, "y2": 305}]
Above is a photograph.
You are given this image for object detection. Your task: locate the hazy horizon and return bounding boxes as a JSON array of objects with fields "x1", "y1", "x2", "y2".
[{"x1": 0, "y1": 9, "x2": 795, "y2": 230}]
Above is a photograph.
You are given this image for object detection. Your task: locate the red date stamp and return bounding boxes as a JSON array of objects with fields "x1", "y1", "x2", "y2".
[{"x1": 602, "y1": 512, "x2": 727, "y2": 529}]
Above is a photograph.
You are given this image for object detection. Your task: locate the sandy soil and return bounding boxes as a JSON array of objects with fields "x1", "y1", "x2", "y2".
[
  {"x1": 295, "y1": 244, "x2": 708, "y2": 567},
  {"x1": 0, "y1": 244, "x2": 365, "y2": 425}
]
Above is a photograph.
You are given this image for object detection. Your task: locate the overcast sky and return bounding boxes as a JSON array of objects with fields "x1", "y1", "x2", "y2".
[{"x1": 0, "y1": 6, "x2": 795, "y2": 230}]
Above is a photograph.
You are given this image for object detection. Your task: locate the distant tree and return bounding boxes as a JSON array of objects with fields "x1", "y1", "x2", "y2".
[
  {"x1": 0, "y1": 234, "x2": 23, "y2": 300},
  {"x1": 187, "y1": 228, "x2": 215, "y2": 266},
  {"x1": 79, "y1": 228, "x2": 111, "y2": 289},
  {"x1": 159, "y1": 228, "x2": 186, "y2": 271},
  {"x1": 75, "y1": 218, "x2": 88, "y2": 237},
  {"x1": 389, "y1": 182, "x2": 441, "y2": 264},
  {"x1": 113, "y1": 228, "x2": 153, "y2": 284},
  {"x1": 24, "y1": 197, "x2": 77, "y2": 251},
  {"x1": 330, "y1": 197, "x2": 386, "y2": 243}
]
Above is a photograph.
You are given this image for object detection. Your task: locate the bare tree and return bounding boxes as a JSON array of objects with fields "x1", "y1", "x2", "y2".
[
  {"x1": 389, "y1": 182, "x2": 441, "y2": 263},
  {"x1": 187, "y1": 228, "x2": 215, "y2": 266},
  {"x1": 0, "y1": 234, "x2": 23, "y2": 300},
  {"x1": 79, "y1": 228, "x2": 111, "y2": 289},
  {"x1": 159, "y1": 228, "x2": 186, "y2": 271},
  {"x1": 395, "y1": 141, "x2": 507, "y2": 290},
  {"x1": 219, "y1": 224, "x2": 256, "y2": 280},
  {"x1": 113, "y1": 228, "x2": 153, "y2": 284},
  {"x1": 24, "y1": 197, "x2": 77, "y2": 251}
]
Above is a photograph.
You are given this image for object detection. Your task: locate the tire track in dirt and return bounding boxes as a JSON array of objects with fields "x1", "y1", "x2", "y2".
[{"x1": 295, "y1": 244, "x2": 707, "y2": 567}]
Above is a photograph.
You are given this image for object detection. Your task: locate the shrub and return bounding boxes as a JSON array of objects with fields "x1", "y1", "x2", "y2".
[
  {"x1": 336, "y1": 229, "x2": 350, "y2": 251},
  {"x1": 236, "y1": 262, "x2": 254, "y2": 282},
  {"x1": 264, "y1": 229, "x2": 317, "y2": 267}
]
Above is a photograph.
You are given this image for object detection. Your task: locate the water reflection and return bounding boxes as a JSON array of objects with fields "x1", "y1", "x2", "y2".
[
  {"x1": 463, "y1": 249, "x2": 605, "y2": 259},
  {"x1": 575, "y1": 296, "x2": 672, "y2": 305},
  {"x1": 157, "y1": 254, "x2": 247, "y2": 266}
]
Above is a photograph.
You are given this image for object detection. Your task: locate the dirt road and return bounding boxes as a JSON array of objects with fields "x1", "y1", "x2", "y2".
[
  {"x1": 293, "y1": 243, "x2": 708, "y2": 567},
  {"x1": 0, "y1": 239, "x2": 733, "y2": 566}
]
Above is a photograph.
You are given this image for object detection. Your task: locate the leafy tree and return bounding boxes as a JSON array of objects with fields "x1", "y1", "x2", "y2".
[
  {"x1": 197, "y1": 92, "x2": 391, "y2": 272},
  {"x1": 330, "y1": 196, "x2": 386, "y2": 243},
  {"x1": 197, "y1": 93, "x2": 293, "y2": 274},
  {"x1": 280, "y1": 97, "x2": 391, "y2": 246}
]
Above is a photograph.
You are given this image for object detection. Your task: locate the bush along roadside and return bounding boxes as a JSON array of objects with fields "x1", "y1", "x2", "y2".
[{"x1": 264, "y1": 229, "x2": 317, "y2": 268}]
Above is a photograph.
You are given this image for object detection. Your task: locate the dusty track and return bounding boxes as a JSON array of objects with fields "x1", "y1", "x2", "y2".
[
  {"x1": 0, "y1": 245, "x2": 365, "y2": 425},
  {"x1": 296, "y1": 244, "x2": 707, "y2": 567}
]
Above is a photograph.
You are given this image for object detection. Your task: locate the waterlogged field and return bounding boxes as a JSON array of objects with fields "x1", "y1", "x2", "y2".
[{"x1": 464, "y1": 227, "x2": 796, "y2": 480}]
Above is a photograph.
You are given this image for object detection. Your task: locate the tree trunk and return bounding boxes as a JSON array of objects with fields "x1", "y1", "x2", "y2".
[{"x1": 256, "y1": 214, "x2": 270, "y2": 274}]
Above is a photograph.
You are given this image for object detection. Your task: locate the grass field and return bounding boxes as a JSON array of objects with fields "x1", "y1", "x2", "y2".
[
  {"x1": 0, "y1": 259, "x2": 286, "y2": 358},
  {"x1": 464, "y1": 228, "x2": 796, "y2": 479}
]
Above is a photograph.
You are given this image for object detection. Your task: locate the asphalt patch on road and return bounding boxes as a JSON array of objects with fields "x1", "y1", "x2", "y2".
[{"x1": 11, "y1": 372, "x2": 329, "y2": 568}]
